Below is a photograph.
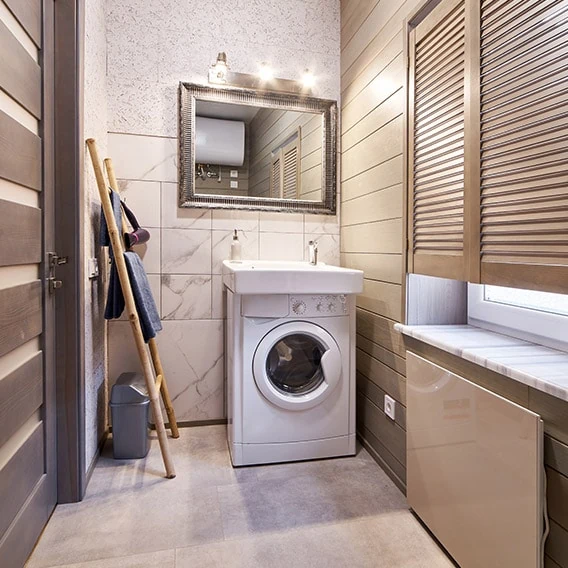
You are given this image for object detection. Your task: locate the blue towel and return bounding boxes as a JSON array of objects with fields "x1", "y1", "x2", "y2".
[{"x1": 100, "y1": 190, "x2": 162, "y2": 342}]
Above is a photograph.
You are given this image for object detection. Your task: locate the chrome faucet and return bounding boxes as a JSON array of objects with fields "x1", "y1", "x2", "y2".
[{"x1": 308, "y1": 240, "x2": 318, "y2": 265}]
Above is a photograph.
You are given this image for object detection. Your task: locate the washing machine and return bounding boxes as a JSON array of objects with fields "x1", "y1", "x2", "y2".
[{"x1": 225, "y1": 291, "x2": 357, "y2": 466}]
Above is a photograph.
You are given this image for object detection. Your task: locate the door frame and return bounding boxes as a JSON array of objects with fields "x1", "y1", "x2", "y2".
[{"x1": 53, "y1": 0, "x2": 87, "y2": 503}]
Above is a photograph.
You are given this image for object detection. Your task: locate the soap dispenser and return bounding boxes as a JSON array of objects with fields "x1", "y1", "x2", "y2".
[{"x1": 230, "y1": 229, "x2": 242, "y2": 262}]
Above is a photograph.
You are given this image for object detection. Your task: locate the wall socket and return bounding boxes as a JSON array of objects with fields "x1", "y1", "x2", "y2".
[{"x1": 384, "y1": 394, "x2": 396, "y2": 421}]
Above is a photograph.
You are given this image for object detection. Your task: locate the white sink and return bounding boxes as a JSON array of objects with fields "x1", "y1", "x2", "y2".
[{"x1": 222, "y1": 260, "x2": 364, "y2": 295}]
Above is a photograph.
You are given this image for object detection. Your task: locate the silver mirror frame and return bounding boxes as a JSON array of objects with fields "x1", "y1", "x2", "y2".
[{"x1": 179, "y1": 82, "x2": 337, "y2": 214}]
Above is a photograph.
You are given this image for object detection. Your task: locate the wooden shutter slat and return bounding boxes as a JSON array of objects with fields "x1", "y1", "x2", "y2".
[
  {"x1": 415, "y1": 114, "x2": 464, "y2": 147},
  {"x1": 481, "y1": 0, "x2": 558, "y2": 43},
  {"x1": 479, "y1": 0, "x2": 568, "y2": 291},
  {"x1": 415, "y1": 131, "x2": 464, "y2": 161},
  {"x1": 481, "y1": 12, "x2": 568, "y2": 71},
  {"x1": 415, "y1": 94, "x2": 463, "y2": 130},
  {"x1": 415, "y1": 148, "x2": 464, "y2": 172},
  {"x1": 414, "y1": 160, "x2": 464, "y2": 183},
  {"x1": 416, "y1": 67, "x2": 464, "y2": 107},
  {"x1": 416, "y1": 31, "x2": 466, "y2": 81},
  {"x1": 416, "y1": 49, "x2": 465, "y2": 92},
  {"x1": 416, "y1": 7, "x2": 464, "y2": 53}
]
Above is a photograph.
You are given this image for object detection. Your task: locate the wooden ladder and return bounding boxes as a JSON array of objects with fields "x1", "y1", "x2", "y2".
[{"x1": 86, "y1": 138, "x2": 179, "y2": 479}]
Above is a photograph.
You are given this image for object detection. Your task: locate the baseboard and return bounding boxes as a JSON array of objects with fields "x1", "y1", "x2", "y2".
[
  {"x1": 85, "y1": 429, "x2": 109, "y2": 489},
  {"x1": 357, "y1": 431, "x2": 407, "y2": 495},
  {"x1": 149, "y1": 418, "x2": 228, "y2": 430}
]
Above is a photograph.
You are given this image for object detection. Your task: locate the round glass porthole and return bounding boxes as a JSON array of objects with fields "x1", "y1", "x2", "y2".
[{"x1": 265, "y1": 333, "x2": 326, "y2": 396}]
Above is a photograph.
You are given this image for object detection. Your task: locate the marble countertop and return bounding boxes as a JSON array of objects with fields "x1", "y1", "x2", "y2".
[{"x1": 394, "y1": 324, "x2": 568, "y2": 403}]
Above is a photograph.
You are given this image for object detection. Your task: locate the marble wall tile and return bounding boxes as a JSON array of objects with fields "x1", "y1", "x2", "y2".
[
  {"x1": 211, "y1": 275, "x2": 225, "y2": 320},
  {"x1": 259, "y1": 232, "x2": 304, "y2": 261},
  {"x1": 212, "y1": 230, "x2": 259, "y2": 274},
  {"x1": 108, "y1": 133, "x2": 177, "y2": 182},
  {"x1": 161, "y1": 182, "x2": 212, "y2": 230},
  {"x1": 108, "y1": 319, "x2": 224, "y2": 421},
  {"x1": 304, "y1": 232, "x2": 340, "y2": 266},
  {"x1": 162, "y1": 229, "x2": 212, "y2": 275},
  {"x1": 305, "y1": 213, "x2": 340, "y2": 235},
  {"x1": 117, "y1": 180, "x2": 161, "y2": 228},
  {"x1": 132, "y1": 230, "x2": 160, "y2": 274},
  {"x1": 162, "y1": 274, "x2": 212, "y2": 320},
  {"x1": 212, "y1": 210, "x2": 259, "y2": 232},
  {"x1": 259, "y1": 212, "x2": 304, "y2": 233}
]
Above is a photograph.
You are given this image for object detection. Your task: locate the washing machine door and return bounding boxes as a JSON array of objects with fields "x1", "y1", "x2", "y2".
[{"x1": 253, "y1": 321, "x2": 342, "y2": 411}]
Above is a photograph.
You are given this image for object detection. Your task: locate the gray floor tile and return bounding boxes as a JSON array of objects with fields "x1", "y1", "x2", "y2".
[
  {"x1": 176, "y1": 514, "x2": 454, "y2": 568},
  {"x1": 35, "y1": 549, "x2": 175, "y2": 568},
  {"x1": 28, "y1": 425, "x2": 452, "y2": 568}
]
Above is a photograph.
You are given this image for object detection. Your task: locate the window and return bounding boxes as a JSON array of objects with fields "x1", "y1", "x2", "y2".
[{"x1": 468, "y1": 284, "x2": 568, "y2": 351}]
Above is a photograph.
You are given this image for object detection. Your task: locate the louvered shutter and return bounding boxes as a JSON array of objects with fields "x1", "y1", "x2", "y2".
[
  {"x1": 478, "y1": 0, "x2": 568, "y2": 293},
  {"x1": 282, "y1": 141, "x2": 300, "y2": 199},
  {"x1": 408, "y1": 0, "x2": 469, "y2": 280},
  {"x1": 270, "y1": 155, "x2": 281, "y2": 198}
]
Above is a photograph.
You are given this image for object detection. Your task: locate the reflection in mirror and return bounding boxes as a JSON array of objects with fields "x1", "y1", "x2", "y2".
[
  {"x1": 194, "y1": 101, "x2": 323, "y2": 202},
  {"x1": 179, "y1": 83, "x2": 337, "y2": 214}
]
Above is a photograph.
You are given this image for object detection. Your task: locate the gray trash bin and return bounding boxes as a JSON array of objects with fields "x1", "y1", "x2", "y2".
[{"x1": 110, "y1": 372, "x2": 150, "y2": 459}]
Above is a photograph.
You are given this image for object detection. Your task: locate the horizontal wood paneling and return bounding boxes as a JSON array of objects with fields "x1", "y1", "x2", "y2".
[
  {"x1": 342, "y1": 252, "x2": 403, "y2": 285},
  {"x1": 546, "y1": 436, "x2": 568, "y2": 477},
  {"x1": 341, "y1": 115, "x2": 403, "y2": 181},
  {"x1": 0, "y1": 422, "x2": 43, "y2": 539},
  {"x1": 357, "y1": 347, "x2": 406, "y2": 404},
  {"x1": 341, "y1": 0, "x2": 379, "y2": 50},
  {"x1": 357, "y1": 279, "x2": 402, "y2": 321},
  {"x1": 0, "y1": 110, "x2": 41, "y2": 191},
  {"x1": 341, "y1": 184, "x2": 403, "y2": 227},
  {"x1": 356, "y1": 393, "x2": 406, "y2": 466},
  {"x1": 0, "y1": 199, "x2": 41, "y2": 266},
  {"x1": 529, "y1": 388, "x2": 568, "y2": 446},
  {"x1": 0, "y1": 18, "x2": 41, "y2": 117},
  {"x1": 356, "y1": 308, "x2": 406, "y2": 358},
  {"x1": 547, "y1": 467, "x2": 568, "y2": 531},
  {"x1": 357, "y1": 372, "x2": 407, "y2": 429},
  {"x1": 4, "y1": 0, "x2": 42, "y2": 47},
  {"x1": 341, "y1": 155, "x2": 402, "y2": 202},
  {"x1": 342, "y1": 56, "x2": 404, "y2": 134},
  {"x1": 548, "y1": 520, "x2": 568, "y2": 568},
  {"x1": 0, "y1": 352, "x2": 42, "y2": 449},
  {"x1": 0, "y1": 281, "x2": 42, "y2": 357},
  {"x1": 343, "y1": 31, "x2": 403, "y2": 107},
  {"x1": 357, "y1": 333, "x2": 406, "y2": 375},
  {"x1": 341, "y1": 218, "x2": 403, "y2": 254}
]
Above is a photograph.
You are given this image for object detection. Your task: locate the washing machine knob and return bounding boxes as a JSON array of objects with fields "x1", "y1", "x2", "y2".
[
  {"x1": 316, "y1": 302, "x2": 324, "y2": 312},
  {"x1": 328, "y1": 302, "x2": 336, "y2": 312},
  {"x1": 292, "y1": 300, "x2": 307, "y2": 315}
]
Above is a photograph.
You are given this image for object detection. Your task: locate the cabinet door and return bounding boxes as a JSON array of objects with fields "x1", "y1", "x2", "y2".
[
  {"x1": 408, "y1": 0, "x2": 468, "y2": 280},
  {"x1": 478, "y1": 0, "x2": 568, "y2": 294}
]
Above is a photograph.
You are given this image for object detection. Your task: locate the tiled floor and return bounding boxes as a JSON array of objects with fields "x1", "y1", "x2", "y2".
[{"x1": 28, "y1": 426, "x2": 453, "y2": 568}]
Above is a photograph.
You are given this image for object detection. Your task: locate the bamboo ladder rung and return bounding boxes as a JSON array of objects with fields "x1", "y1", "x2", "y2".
[{"x1": 86, "y1": 137, "x2": 178, "y2": 479}]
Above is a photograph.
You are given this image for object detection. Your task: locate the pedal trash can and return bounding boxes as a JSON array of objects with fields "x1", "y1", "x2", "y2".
[{"x1": 110, "y1": 372, "x2": 150, "y2": 459}]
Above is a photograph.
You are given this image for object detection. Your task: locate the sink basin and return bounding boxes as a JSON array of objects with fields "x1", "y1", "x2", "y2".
[{"x1": 222, "y1": 260, "x2": 364, "y2": 295}]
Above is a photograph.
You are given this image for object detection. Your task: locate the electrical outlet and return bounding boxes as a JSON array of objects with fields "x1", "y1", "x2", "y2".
[
  {"x1": 230, "y1": 180, "x2": 238, "y2": 189},
  {"x1": 230, "y1": 170, "x2": 238, "y2": 178},
  {"x1": 384, "y1": 394, "x2": 396, "y2": 421}
]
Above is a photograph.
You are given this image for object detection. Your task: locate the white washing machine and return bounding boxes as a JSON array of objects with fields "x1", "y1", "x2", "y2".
[{"x1": 225, "y1": 291, "x2": 357, "y2": 466}]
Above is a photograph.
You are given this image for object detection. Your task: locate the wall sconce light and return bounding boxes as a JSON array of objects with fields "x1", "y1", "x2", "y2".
[
  {"x1": 258, "y1": 62, "x2": 274, "y2": 82},
  {"x1": 302, "y1": 69, "x2": 315, "y2": 89},
  {"x1": 208, "y1": 52, "x2": 229, "y2": 84},
  {"x1": 207, "y1": 52, "x2": 314, "y2": 95}
]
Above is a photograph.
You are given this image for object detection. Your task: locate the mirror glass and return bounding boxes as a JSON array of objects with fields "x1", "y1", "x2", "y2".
[{"x1": 179, "y1": 83, "x2": 337, "y2": 214}]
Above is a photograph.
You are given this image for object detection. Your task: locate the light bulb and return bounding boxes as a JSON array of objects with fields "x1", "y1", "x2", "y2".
[
  {"x1": 258, "y1": 63, "x2": 273, "y2": 82},
  {"x1": 302, "y1": 69, "x2": 315, "y2": 89}
]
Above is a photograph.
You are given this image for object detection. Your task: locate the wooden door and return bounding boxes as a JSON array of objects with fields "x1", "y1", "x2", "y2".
[{"x1": 0, "y1": 1, "x2": 57, "y2": 566}]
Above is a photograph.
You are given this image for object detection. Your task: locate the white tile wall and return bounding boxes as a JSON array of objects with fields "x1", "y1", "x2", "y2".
[{"x1": 105, "y1": 0, "x2": 340, "y2": 422}]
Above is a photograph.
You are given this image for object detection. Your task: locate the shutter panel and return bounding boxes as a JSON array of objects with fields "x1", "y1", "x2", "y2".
[
  {"x1": 409, "y1": 0, "x2": 468, "y2": 280},
  {"x1": 270, "y1": 155, "x2": 281, "y2": 198},
  {"x1": 282, "y1": 143, "x2": 299, "y2": 199},
  {"x1": 479, "y1": 0, "x2": 568, "y2": 293}
]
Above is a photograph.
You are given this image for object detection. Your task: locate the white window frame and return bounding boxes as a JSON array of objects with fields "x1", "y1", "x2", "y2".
[{"x1": 468, "y1": 284, "x2": 568, "y2": 352}]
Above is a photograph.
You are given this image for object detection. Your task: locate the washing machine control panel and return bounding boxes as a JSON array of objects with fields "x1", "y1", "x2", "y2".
[{"x1": 290, "y1": 294, "x2": 348, "y2": 317}]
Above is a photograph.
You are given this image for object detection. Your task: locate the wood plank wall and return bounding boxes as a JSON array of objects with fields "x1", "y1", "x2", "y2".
[
  {"x1": 249, "y1": 108, "x2": 323, "y2": 200},
  {"x1": 340, "y1": 0, "x2": 423, "y2": 490}
]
